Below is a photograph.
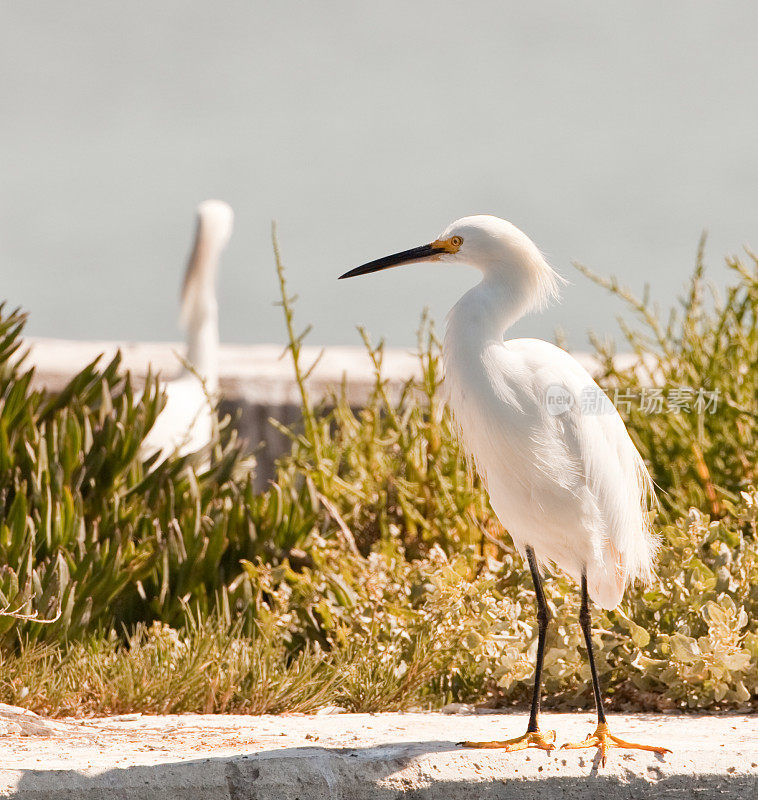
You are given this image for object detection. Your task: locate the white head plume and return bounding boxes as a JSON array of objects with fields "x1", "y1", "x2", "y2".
[{"x1": 438, "y1": 215, "x2": 565, "y2": 314}]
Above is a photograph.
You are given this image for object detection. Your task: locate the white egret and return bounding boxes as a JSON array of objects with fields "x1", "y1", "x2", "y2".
[
  {"x1": 339, "y1": 215, "x2": 669, "y2": 765},
  {"x1": 142, "y1": 199, "x2": 234, "y2": 461}
]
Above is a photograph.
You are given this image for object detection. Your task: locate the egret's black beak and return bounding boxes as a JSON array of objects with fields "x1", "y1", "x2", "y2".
[{"x1": 339, "y1": 242, "x2": 446, "y2": 280}]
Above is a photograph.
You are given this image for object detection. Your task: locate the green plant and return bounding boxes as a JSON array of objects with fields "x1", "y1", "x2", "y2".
[
  {"x1": 0, "y1": 239, "x2": 756, "y2": 715},
  {"x1": 577, "y1": 244, "x2": 758, "y2": 520}
]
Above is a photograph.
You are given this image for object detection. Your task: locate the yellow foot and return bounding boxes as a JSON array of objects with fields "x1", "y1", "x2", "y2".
[
  {"x1": 560, "y1": 722, "x2": 671, "y2": 766},
  {"x1": 460, "y1": 728, "x2": 556, "y2": 752}
]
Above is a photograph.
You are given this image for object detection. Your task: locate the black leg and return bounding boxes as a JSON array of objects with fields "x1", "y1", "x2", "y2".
[
  {"x1": 525, "y1": 546, "x2": 551, "y2": 732},
  {"x1": 460, "y1": 546, "x2": 556, "y2": 751},
  {"x1": 579, "y1": 571, "x2": 607, "y2": 725},
  {"x1": 560, "y1": 572, "x2": 671, "y2": 762}
]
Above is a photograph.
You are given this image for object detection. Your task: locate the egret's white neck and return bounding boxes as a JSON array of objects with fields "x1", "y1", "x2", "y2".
[
  {"x1": 180, "y1": 243, "x2": 224, "y2": 394},
  {"x1": 176, "y1": 199, "x2": 232, "y2": 395},
  {"x1": 183, "y1": 298, "x2": 219, "y2": 393},
  {"x1": 444, "y1": 251, "x2": 562, "y2": 363},
  {"x1": 445, "y1": 272, "x2": 533, "y2": 363}
]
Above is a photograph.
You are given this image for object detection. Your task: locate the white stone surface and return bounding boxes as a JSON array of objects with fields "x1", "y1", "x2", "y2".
[{"x1": 1, "y1": 710, "x2": 756, "y2": 798}]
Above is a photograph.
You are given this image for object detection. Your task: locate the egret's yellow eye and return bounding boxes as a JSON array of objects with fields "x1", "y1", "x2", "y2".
[{"x1": 430, "y1": 235, "x2": 463, "y2": 254}]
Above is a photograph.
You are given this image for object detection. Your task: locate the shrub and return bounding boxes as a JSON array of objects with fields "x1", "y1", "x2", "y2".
[{"x1": 0, "y1": 240, "x2": 756, "y2": 714}]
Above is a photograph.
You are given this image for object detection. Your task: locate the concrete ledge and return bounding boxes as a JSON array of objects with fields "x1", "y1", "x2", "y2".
[
  {"x1": 23, "y1": 340, "x2": 425, "y2": 405},
  {"x1": 24, "y1": 339, "x2": 625, "y2": 404},
  {"x1": 1, "y1": 711, "x2": 756, "y2": 798},
  {"x1": 21, "y1": 340, "x2": 646, "y2": 486}
]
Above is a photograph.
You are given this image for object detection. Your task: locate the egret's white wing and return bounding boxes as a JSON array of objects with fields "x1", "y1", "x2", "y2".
[
  {"x1": 141, "y1": 375, "x2": 214, "y2": 461},
  {"x1": 446, "y1": 337, "x2": 657, "y2": 608}
]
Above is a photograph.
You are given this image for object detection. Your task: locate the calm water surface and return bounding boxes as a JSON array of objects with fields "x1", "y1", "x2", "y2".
[{"x1": 1, "y1": 2, "x2": 756, "y2": 349}]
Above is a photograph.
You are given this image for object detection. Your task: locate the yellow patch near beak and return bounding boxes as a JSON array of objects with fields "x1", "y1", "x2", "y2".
[{"x1": 431, "y1": 236, "x2": 463, "y2": 254}]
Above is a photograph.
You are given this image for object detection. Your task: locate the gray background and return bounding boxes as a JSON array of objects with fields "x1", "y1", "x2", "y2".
[{"x1": 1, "y1": 2, "x2": 756, "y2": 348}]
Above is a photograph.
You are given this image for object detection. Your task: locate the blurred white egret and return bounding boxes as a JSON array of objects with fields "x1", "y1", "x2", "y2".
[
  {"x1": 340, "y1": 215, "x2": 669, "y2": 765},
  {"x1": 142, "y1": 199, "x2": 233, "y2": 461}
]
